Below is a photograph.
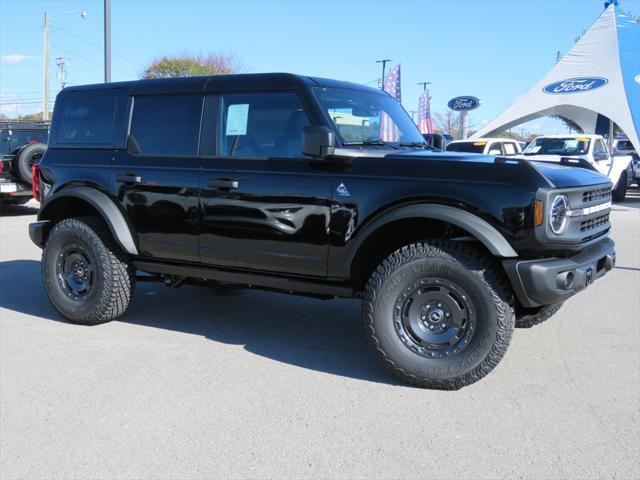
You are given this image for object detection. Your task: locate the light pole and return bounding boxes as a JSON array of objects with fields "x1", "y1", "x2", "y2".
[
  {"x1": 376, "y1": 59, "x2": 391, "y2": 91},
  {"x1": 42, "y1": 8, "x2": 87, "y2": 121},
  {"x1": 104, "y1": 0, "x2": 111, "y2": 83},
  {"x1": 417, "y1": 81, "x2": 431, "y2": 91}
]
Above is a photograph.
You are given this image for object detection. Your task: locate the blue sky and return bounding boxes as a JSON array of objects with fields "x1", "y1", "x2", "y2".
[{"x1": 2, "y1": 0, "x2": 639, "y2": 135}]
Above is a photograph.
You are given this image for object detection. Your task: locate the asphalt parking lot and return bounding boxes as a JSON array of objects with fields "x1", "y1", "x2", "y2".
[{"x1": 1, "y1": 192, "x2": 639, "y2": 480}]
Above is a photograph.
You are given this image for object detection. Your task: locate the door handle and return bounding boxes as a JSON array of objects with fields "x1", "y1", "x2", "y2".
[
  {"x1": 208, "y1": 178, "x2": 239, "y2": 190},
  {"x1": 116, "y1": 173, "x2": 142, "y2": 185}
]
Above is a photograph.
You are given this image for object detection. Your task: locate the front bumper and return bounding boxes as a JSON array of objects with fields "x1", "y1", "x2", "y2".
[{"x1": 503, "y1": 237, "x2": 615, "y2": 308}]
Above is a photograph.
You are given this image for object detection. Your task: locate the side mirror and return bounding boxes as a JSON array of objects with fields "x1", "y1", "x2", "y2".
[
  {"x1": 594, "y1": 152, "x2": 610, "y2": 161},
  {"x1": 302, "y1": 126, "x2": 336, "y2": 158},
  {"x1": 488, "y1": 149, "x2": 502, "y2": 155}
]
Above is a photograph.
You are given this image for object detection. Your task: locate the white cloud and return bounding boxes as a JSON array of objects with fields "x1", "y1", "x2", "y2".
[{"x1": 1, "y1": 54, "x2": 39, "y2": 64}]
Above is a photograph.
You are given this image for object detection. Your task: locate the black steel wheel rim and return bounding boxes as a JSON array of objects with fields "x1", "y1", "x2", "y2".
[
  {"x1": 55, "y1": 243, "x2": 95, "y2": 300},
  {"x1": 393, "y1": 277, "x2": 477, "y2": 358}
]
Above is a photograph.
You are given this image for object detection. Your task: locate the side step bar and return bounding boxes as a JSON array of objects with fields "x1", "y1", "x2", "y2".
[{"x1": 133, "y1": 260, "x2": 357, "y2": 299}]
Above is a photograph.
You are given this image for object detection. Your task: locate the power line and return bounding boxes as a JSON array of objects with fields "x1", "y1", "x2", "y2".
[
  {"x1": 51, "y1": 44, "x2": 134, "y2": 77},
  {"x1": 54, "y1": 25, "x2": 146, "y2": 68}
]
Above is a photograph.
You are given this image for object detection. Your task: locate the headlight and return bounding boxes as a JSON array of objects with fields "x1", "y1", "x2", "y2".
[{"x1": 549, "y1": 195, "x2": 569, "y2": 234}]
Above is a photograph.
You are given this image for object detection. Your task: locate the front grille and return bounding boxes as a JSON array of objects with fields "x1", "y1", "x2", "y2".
[
  {"x1": 583, "y1": 187, "x2": 611, "y2": 203},
  {"x1": 580, "y1": 213, "x2": 610, "y2": 232}
]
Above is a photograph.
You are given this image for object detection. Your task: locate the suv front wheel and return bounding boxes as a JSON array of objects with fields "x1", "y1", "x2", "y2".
[
  {"x1": 42, "y1": 216, "x2": 135, "y2": 325},
  {"x1": 363, "y1": 241, "x2": 515, "y2": 389}
]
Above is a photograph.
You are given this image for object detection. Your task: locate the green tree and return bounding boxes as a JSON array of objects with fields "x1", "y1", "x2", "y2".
[{"x1": 142, "y1": 52, "x2": 241, "y2": 79}]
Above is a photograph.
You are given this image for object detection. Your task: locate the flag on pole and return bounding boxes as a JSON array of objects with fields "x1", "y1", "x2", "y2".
[
  {"x1": 380, "y1": 63, "x2": 401, "y2": 141},
  {"x1": 417, "y1": 89, "x2": 434, "y2": 134}
]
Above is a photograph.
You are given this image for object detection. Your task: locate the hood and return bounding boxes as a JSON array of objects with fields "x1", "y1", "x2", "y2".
[
  {"x1": 387, "y1": 150, "x2": 610, "y2": 189},
  {"x1": 527, "y1": 160, "x2": 610, "y2": 188}
]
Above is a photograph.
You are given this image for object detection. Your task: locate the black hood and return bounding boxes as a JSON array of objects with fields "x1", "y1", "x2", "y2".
[{"x1": 387, "y1": 150, "x2": 611, "y2": 189}]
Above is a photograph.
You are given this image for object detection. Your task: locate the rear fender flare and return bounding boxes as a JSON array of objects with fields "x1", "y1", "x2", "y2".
[{"x1": 39, "y1": 186, "x2": 138, "y2": 255}]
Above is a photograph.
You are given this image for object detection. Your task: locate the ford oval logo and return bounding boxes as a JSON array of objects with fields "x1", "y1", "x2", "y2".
[
  {"x1": 542, "y1": 77, "x2": 608, "y2": 94},
  {"x1": 447, "y1": 96, "x2": 480, "y2": 111}
]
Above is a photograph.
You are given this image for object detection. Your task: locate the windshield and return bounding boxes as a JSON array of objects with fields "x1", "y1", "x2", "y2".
[
  {"x1": 312, "y1": 87, "x2": 425, "y2": 146},
  {"x1": 523, "y1": 137, "x2": 590, "y2": 156},
  {"x1": 446, "y1": 142, "x2": 486, "y2": 154},
  {"x1": 0, "y1": 129, "x2": 48, "y2": 155}
]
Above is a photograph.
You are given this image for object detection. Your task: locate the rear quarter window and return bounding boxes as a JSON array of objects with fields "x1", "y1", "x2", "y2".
[{"x1": 49, "y1": 91, "x2": 128, "y2": 148}]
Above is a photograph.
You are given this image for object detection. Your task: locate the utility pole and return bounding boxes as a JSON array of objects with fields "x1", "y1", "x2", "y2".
[
  {"x1": 43, "y1": 11, "x2": 50, "y2": 121},
  {"x1": 417, "y1": 81, "x2": 431, "y2": 91},
  {"x1": 520, "y1": 128, "x2": 526, "y2": 141},
  {"x1": 56, "y1": 57, "x2": 67, "y2": 88},
  {"x1": 409, "y1": 110, "x2": 417, "y2": 122},
  {"x1": 460, "y1": 112, "x2": 468, "y2": 139},
  {"x1": 376, "y1": 59, "x2": 391, "y2": 90},
  {"x1": 104, "y1": 0, "x2": 111, "y2": 83}
]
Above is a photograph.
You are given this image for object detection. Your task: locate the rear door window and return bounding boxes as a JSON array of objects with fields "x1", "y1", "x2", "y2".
[{"x1": 130, "y1": 94, "x2": 203, "y2": 156}]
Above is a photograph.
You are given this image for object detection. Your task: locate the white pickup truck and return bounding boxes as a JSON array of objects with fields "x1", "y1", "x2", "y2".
[{"x1": 521, "y1": 134, "x2": 634, "y2": 201}]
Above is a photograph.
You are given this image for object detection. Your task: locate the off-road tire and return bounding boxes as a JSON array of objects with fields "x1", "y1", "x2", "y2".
[
  {"x1": 15, "y1": 143, "x2": 46, "y2": 185},
  {"x1": 612, "y1": 171, "x2": 627, "y2": 202},
  {"x1": 42, "y1": 216, "x2": 135, "y2": 325},
  {"x1": 515, "y1": 302, "x2": 563, "y2": 328},
  {"x1": 363, "y1": 241, "x2": 515, "y2": 390}
]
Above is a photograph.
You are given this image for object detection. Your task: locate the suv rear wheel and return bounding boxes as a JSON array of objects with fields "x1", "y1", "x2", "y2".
[
  {"x1": 16, "y1": 143, "x2": 46, "y2": 184},
  {"x1": 363, "y1": 241, "x2": 515, "y2": 389},
  {"x1": 42, "y1": 216, "x2": 135, "y2": 325}
]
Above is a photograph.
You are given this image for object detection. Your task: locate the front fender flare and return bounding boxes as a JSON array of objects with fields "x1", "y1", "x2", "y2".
[
  {"x1": 346, "y1": 204, "x2": 518, "y2": 276},
  {"x1": 39, "y1": 187, "x2": 138, "y2": 255}
]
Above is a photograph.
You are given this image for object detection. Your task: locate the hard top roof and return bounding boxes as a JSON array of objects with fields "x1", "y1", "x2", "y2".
[{"x1": 60, "y1": 73, "x2": 382, "y2": 96}]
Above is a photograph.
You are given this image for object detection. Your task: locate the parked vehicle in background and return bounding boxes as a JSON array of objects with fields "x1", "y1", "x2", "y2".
[
  {"x1": 446, "y1": 138, "x2": 522, "y2": 156},
  {"x1": 612, "y1": 136, "x2": 639, "y2": 184},
  {"x1": 422, "y1": 133, "x2": 453, "y2": 151},
  {"x1": 521, "y1": 134, "x2": 633, "y2": 201},
  {"x1": 0, "y1": 121, "x2": 49, "y2": 206},
  {"x1": 29, "y1": 74, "x2": 616, "y2": 389}
]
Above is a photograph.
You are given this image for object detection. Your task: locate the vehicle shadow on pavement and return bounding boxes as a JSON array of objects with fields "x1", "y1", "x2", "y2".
[
  {"x1": 124, "y1": 282, "x2": 400, "y2": 385},
  {"x1": 0, "y1": 260, "x2": 58, "y2": 321},
  {"x1": 0, "y1": 259, "x2": 399, "y2": 386},
  {"x1": 0, "y1": 204, "x2": 39, "y2": 217}
]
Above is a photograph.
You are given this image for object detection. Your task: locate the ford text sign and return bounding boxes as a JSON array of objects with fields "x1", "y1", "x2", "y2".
[
  {"x1": 447, "y1": 96, "x2": 480, "y2": 111},
  {"x1": 542, "y1": 77, "x2": 608, "y2": 94}
]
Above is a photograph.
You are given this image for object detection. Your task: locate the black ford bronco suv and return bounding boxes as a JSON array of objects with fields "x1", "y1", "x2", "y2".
[
  {"x1": 1, "y1": 121, "x2": 48, "y2": 205},
  {"x1": 30, "y1": 74, "x2": 616, "y2": 389}
]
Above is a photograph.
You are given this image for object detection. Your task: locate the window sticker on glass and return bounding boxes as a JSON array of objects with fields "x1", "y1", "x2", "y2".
[{"x1": 226, "y1": 104, "x2": 249, "y2": 136}]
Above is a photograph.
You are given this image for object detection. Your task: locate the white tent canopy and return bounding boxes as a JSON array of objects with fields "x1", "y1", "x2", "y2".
[{"x1": 472, "y1": 4, "x2": 640, "y2": 152}]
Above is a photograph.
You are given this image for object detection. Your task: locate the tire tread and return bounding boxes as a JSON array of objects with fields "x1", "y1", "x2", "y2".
[{"x1": 362, "y1": 240, "x2": 515, "y2": 389}]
